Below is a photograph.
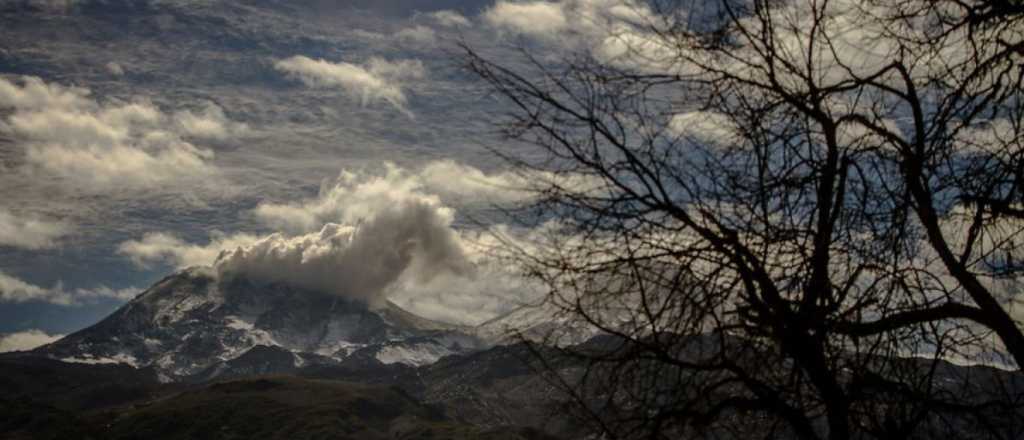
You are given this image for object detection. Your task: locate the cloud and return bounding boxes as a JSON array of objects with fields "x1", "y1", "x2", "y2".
[
  {"x1": 0, "y1": 208, "x2": 72, "y2": 249},
  {"x1": 389, "y1": 258, "x2": 539, "y2": 326},
  {"x1": 0, "y1": 271, "x2": 53, "y2": 303},
  {"x1": 0, "y1": 75, "x2": 90, "y2": 110},
  {"x1": 274, "y1": 55, "x2": 425, "y2": 116},
  {"x1": 416, "y1": 160, "x2": 543, "y2": 204},
  {"x1": 117, "y1": 231, "x2": 260, "y2": 269},
  {"x1": 105, "y1": 61, "x2": 125, "y2": 76},
  {"x1": 395, "y1": 25, "x2": 437, "y2": 46},
  {"x1": 484, "y1": 0, "x2": 656, "y2": 43},
  {"x1": 253, "y1": 161, "x2": 534, "y2": 235},
  {"x1": 484, "y1": 1, "x2": 568, "y2": 38},
  {"x1": 0, "y1": 76, "x2": 229, "y2": 194},
  {"x1": 217, "y1": 200, "x2": 471, "y2": 308},
  {"x1": 118, "y1": 162, "x2": 556, "y2": 323},
  {"x1": 25, "y1": 0, "x2": 75, "y2": 13},
  {"x1": 428, "y1": 10, "x2": 471, "y2": 27},
  {"x1": 0, "y1": 329, "x2": 64, "y2": 353},
  {"x1": 578, "y1": 0, "x2": 937, "y2": 90},
  {"x1": 173, "y1": 101, "x2": 249, "y2": 141},
  {"x1": 0, "y1": 271, "x2": 138, "y2": 306},
  {"x1": 667, "y1": 111, "x2": 740, "y2": 148}
]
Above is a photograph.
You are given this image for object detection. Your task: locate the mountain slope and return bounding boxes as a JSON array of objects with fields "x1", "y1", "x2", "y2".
[{"x1": 34, "y1": 268, "x2": 484, "y2": 380}]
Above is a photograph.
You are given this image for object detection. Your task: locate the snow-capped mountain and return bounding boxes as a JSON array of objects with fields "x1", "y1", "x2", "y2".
[{"x1": 33, "y1": 267, "x2": 485, "y2": 381}]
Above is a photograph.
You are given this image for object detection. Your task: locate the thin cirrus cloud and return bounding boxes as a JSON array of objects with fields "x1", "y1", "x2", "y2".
[
  {"x1": 0, "y1": 208, "x2": 72, "y2": 250},
  {"x1": 0, "y1": 270, "x2": 138, "y2": 306},
  {"x1": 274, "y1": 55, "x2": 425, "y2": 117},
  {"x1": 0, "y1": 76, "x2": 241, "y2": 195}
]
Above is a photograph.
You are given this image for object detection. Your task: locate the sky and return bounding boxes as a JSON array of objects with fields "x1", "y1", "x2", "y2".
[
  {"x1": 1, "y1": 0, "x2": 1020, "y2": 364},
  {"x1": 0, "y1": 0, "x2": 607, "y2": 345},
  {"x1": 0, "y1": 0, "x2": 708, "y2": 347}
]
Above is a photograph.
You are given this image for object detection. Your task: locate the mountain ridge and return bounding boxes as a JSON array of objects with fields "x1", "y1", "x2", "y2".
[{"x1": 32, "y1": 267, "x2": 486, "y2": 381}]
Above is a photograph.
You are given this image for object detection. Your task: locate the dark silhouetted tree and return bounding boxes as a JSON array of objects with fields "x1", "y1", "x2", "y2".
[{"x1": 466, "y1": 0, "x2": 1024, "y2": 438}]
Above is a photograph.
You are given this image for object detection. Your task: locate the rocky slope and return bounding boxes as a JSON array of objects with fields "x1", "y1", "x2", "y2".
[{"x1": 33, "y1": 268, "x2": 485, "y2": 381}]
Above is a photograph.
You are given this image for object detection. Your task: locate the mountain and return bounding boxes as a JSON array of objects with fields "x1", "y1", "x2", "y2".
[{"x1": 33, "y1": 268, "x2": 485, "y2": 381}]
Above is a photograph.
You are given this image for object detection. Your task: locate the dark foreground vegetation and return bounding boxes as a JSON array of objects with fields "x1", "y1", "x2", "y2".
[
  {"x1": 3, "y1": 334, "x2": 1023, "y2": 440},
  {"x1": 0, "y1": 352, "x2": 565, "y2": 440}
]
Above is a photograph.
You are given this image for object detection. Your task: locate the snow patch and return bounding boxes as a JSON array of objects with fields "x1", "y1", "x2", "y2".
[
  {"x1": 225, "y1": 315, "x2": 255, "y2": 331},
  {"x1": 246, "y1": 328, "x2": 279, "y2": 347},
  {"x1": 375, "y1": 342, "x2": 453, "y2": 366},
  {"x1": 62, "y1": 352, "x2": 139, "y2": 367}
]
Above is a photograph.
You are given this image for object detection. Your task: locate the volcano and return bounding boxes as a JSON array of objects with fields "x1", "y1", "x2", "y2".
[{"x1": 33, "y1": 267, "x2": 484, "y2": 382}]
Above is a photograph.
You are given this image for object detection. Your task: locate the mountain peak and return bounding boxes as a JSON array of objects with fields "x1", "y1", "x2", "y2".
[{"x1": 35, "y1": 268, "x2": 483, "y2": 381}]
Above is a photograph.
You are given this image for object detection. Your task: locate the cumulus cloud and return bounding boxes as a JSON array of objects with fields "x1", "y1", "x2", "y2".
[
  {"x1": 0, "y1": 75, "x2": 90, "y2": 110},
  {"x1": 173, "y1": 101, "x2": 249, "y2": 141},
  {"x1": 0, "y1": 271, "x2": 138, "y2": 306},
  {"x1": 0, "y1": 329, "x2": 64, "y2": 353},
  {"x1": 228, "y1": 162, "x2": 565, "y2": 321},
  {"x1": 428, "y1": 10, "x2": 471, "y2": 27},
  {"x1": 252, "y1": 161, "x2": 535, "y2": 235},
  {"x1": 0, "y1": 208, "x2": 72, "y2": 249},
  {"x1": 274, "y1": 55, "x2": 425, "y2": 117},
  {"x1": 118, "y1": 161, "x2": 557, "y2": 323},
  {"x1": 217, "y1": 202, "x2": 471, "y2": 308},
  {"x1": 219, "y1": 162, "x2": 484, "y2": 307},
  {"x1": 484, "y1": 0, "x2": 655, "y2": 42},
  {"x1": 484, "y1": 1, "x2": 568, "y2": 38},
  {"x1": 0, "y1": 76, "x2": 232, "y2": 193}
]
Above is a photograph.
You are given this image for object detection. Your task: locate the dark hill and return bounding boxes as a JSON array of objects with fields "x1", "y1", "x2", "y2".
[{"x1": 30, "y1": 375, "x2": 558, "y2": 440}]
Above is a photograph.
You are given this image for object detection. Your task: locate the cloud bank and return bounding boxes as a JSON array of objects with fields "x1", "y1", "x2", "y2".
[
  {"x1": 485, "y1": 1, "x2": 568, "y2": 37},
  {"x1": 0, "y1": 76, "x2": 235, "y2": 194},
  {"x1": 117, "y1": 231, "x2": 260, "y2": 269},
  {"x1": 274, "y1": 56, "x2": 425, "y2": 116},
  {"x1": 0, "y1": 208, "x2": 71, "y2": 250},
  {"x1": 0, "y1": 329, "x2": 64, "y2": 353},
  {"x1": 0, "y1": 271, "x2": 138, "y2": 306},
  {"x1": 252, "y1": 161, "x2": 532, "y2": 235}
]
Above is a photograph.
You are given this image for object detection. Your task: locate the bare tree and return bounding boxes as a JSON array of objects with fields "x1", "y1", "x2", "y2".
[{"x1": 465, "y1": 0, "x2": 1024, "y2": 438}]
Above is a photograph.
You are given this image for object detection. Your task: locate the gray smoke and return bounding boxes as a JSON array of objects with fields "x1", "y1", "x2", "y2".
[{"x1": 214, "y1": 198, "x2": 471, "y2": 308}]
